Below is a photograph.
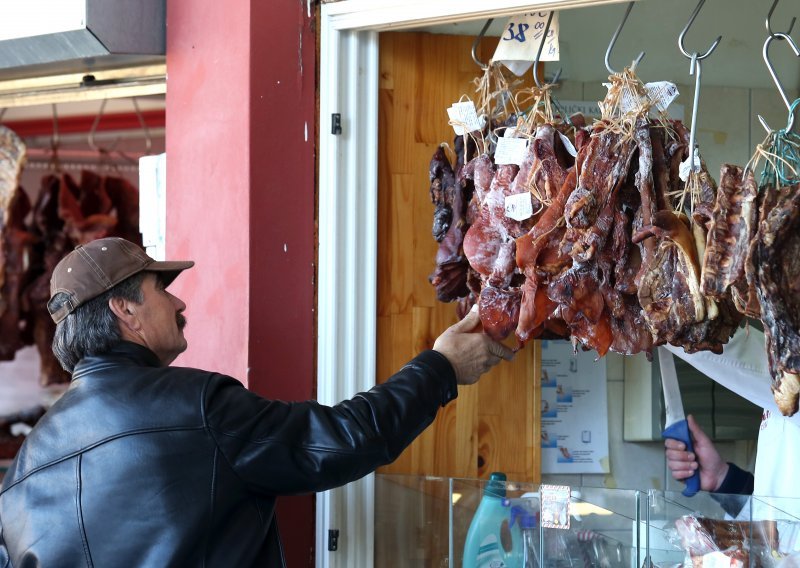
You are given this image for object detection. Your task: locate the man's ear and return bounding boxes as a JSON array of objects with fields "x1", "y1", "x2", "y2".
[{"x1": 108, "y1": 297, "x2": 140, "y2": 332}]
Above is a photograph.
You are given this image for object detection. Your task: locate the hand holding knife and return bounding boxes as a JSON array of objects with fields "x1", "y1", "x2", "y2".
[{"x1": 658, "y1": 347, "x2": 701, "y2": 497}]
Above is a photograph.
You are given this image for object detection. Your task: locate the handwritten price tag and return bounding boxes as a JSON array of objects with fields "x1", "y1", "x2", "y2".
[
  {"x1": 495, "y1": 137, "x2": 528, "y2": 166},
  {"x1": 505, "y1": 191, "x2": 534, "y2": 221},
  {"x1": 646, "y1": 81, "x2": 679, "y2": 112},
  {"x1": 610, "y1": 81, "x2": 680, "y2": 117},
  {"x1": 446, "y1": 101, "x2": 484, "y2": 135},
  {"x1": 492, "y1": 11, "x2": 560, "y2": 77}
]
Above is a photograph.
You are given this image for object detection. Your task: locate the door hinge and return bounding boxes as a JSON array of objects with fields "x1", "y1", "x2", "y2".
[
  {"x1": 328, "y1": 528, "x2": 340, "y2": 551},
  {"x1": 331, "y1": 113, "x2": 342, "y2": 135}
]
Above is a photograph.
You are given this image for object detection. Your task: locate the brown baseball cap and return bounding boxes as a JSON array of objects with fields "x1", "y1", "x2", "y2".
[{"x1": 48, "y1": 237, "x2": 194, "y2": 324}]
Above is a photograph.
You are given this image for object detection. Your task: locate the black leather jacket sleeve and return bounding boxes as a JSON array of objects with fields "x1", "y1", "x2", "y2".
[{"x1": 203, "y1": 350, "x2": 457, "y2": 496}]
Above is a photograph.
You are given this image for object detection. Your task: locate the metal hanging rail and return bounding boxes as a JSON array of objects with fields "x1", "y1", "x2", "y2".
[{"x1": 0, "y1": 63, "x2": 166, "y2": 108}]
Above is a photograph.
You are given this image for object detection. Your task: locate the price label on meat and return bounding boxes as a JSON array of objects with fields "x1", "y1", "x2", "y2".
[
  {"x1": 446, "y1": 101, "x2": 485, "y2": 135},
  {"x1": 504, "y1": 191, "x2": 534, "y2": 221},
  {"x1": 492, "y1": 11, "x2": 560, "y2": 77},
  {"x1": 495, "y1": 137, "x2": 528, "y2": 166},
  {"x1": 646, "y1": 81, "x2": 680, "y2": 112}
]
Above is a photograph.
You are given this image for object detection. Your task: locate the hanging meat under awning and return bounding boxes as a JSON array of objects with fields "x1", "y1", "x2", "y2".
[{"x1": 0, "y1": 142, "x2": 144, "y2": 385}]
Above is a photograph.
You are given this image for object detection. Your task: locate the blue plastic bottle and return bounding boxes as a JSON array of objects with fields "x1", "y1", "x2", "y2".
[
  {"x1": 510, "y1": 505, "x2": 539, "y2": 568},
  {"x1": 462, "y1": 472, "x2": 522, "y2": 568}
]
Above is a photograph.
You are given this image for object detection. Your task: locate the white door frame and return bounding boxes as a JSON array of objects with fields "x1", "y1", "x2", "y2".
[{"x1": 315, "y1": 2, "x2": 630, "y2": 566}]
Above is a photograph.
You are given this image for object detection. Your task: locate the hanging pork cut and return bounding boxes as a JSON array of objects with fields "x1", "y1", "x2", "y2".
[
  {"x1": 428, "y1": 145, "x2": 470, "y2": 302},
  {"x1": 0, "y1": 187, "x2": 38, "y2": 360},
  {"x1": 0, "y1": 126, "x2": 26, "y2": 224},
  {"x1": 752, "y1": 183, "x2": 800, "y2": 415},
  {"x1": 515, "y1": 125, "x2": 584, "y2": 346},
  {"x1": 701, "y1": 164, "x2": 758, "y2": 300},
  {"x1": 58, "y1": 171, "x2": 118, "y2": 244},
  {"x1": 22, "y1": 175, "x2": 71, "y2": 385}
]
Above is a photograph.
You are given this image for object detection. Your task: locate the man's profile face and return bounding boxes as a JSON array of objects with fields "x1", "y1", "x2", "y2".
[{"x1": 133, "y1": 272, "x2": 189, "y2": 365}]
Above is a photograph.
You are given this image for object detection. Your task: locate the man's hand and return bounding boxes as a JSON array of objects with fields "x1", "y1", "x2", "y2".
[
  {"x1": 433, "y1": 307, "x2": 515, "y2": 385},
  {"x1": 665, "y1": 414, "x2": 729, "y2": 492}
]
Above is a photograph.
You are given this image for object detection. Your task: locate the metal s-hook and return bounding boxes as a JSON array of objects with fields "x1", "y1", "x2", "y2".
[
  {"x1": 678, "y1": 0, "x2": 722, "y2": 61},
  {"x1": 763, "y1": 31, "x2": 800, "y2": 132},
  {"x1": 131, "y1": 97, "x2": 153, "y2": 154},
  {"x1": 471, "y1": 19, "x2": 494, "y2": 69},
  {"x1": 766, "y1": 0, "x2": 796, "y2": 38},
  {"x1": 88, "y1": 98, "x2": 108, "y2": 153},
  {"x1": 533, "y1": 11, "x2": 562, "y2": 88},
  {"x1": 605, "y1": 2, "x2": 645, "y2": 75},
  {"x1": 678, "y1": 0, "x2": 722, "y2": 175},
  {"x1": 50, "y1": 103, "x2": 61, "y2": 172}
]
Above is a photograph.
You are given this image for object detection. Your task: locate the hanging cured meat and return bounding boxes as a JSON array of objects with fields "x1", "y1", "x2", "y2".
[
  {"x1": 0, "y1": 127, "x2": 31, "y2": 361},
  {"x1": 425, "y1": 65, "x2": 753, "y2": 363},
  {"x1": 515, "y1": 126, "x2": 574, "y2": 345},
  {"x1": 58, "y1": 171, "x2": 118, "y2": 245},
  {"x1": 752, "y1": 183, "x2": 800, "y2": 415},
  {"x1": 428, "y1": 145, "x2": 471, "y2": 302},
  {"x1": 701, "y1": 164, "x2": 758, "y2": 300},
  {"x1": 23, "y1": 175, "x2": 71, "y2": 385},
  {"x1": 0, "y1": 186, "x2": 38, "y2": 360},
  {"x1": 0, "y1": 165, "x2": 142, "y2": 384},
  {"x1": 0, "y1": 126, "x2": 26, "y2": 222}
]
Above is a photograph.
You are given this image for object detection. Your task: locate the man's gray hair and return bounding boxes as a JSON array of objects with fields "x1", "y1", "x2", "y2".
[{"x1": 51, "y1": 272, "x2": 146, "y2": 373}]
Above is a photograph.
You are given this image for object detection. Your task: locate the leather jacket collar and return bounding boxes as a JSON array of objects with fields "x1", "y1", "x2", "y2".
[{"x1": 71, "y1": 341, "x2": 162, "y2": 380}]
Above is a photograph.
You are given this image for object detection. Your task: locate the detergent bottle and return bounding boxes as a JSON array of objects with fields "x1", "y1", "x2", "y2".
[{"x1": 462, "y1": 472, "x2": 522, "y2": 568}]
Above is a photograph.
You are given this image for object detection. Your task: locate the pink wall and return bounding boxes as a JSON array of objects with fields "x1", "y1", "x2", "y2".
[
  {"x1": 166, "y1": 1, "x2": 317, "y2": 565},
  {"x1": 166, "y1": 0, "x2": 251, "y2": 379}
]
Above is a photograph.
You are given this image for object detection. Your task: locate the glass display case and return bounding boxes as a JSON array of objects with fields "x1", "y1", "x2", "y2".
[
  {"x1": 375, "y1": 474, "x2": 800, "y2": 567},
  {"x1": 647, "y1": 489, "x2": 800, "y2": 568},
  {"x1": 375, "y1": 474, "x2": 645, "y2": 567}
]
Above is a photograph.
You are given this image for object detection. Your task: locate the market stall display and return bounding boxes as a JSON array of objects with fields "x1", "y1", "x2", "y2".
[{"x1": 426, "y1": 1, "x2": 800, "y2": 419}]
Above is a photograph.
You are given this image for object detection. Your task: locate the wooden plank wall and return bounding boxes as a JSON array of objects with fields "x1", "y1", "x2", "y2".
[{"x1": 376, "y1": 31, "x2": 541, "y2": 483}]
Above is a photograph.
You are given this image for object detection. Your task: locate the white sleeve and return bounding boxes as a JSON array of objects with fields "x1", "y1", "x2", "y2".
[{"x1": 665, "y1": 327, "x2": 800, "y2": 426}]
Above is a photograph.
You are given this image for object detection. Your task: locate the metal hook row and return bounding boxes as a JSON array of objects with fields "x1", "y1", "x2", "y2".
[{"x1": 471, "y1": 15, "x2": 562, "y2": 87}]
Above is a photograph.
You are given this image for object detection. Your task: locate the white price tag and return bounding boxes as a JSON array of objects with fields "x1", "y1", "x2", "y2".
[
  {"x1": 619, "y1": 86, "x2": 645, "y2": 114},
  {"x1": 505, "y1": 191, "x2": 534, "y2": 221},
  {"x1": 645, "y1": 81, "x2": 679, "y2": 113},
  {"x1": 558, "y1": 131, "x2": 577, "y2": 157},
  {"x1": 492, "y1": 11, "x2": 560, "y2": 77},
  {"x1": 447, "y1": 101, "x2": 485, "y2": 135},
  {"x1": 679, "y1": 152, "x2": 702, "y2": 182},
  {"x1": 495, "y1": 137, "x2": 528, "y2": 166},
  {"x1": 606, "y1": 81, "x2": 680, "y2": 116}
]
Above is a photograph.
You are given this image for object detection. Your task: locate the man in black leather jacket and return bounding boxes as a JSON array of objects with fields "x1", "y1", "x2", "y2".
[{"x1": 0, "y1": 237, "x2": 513, "y2": 567}]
